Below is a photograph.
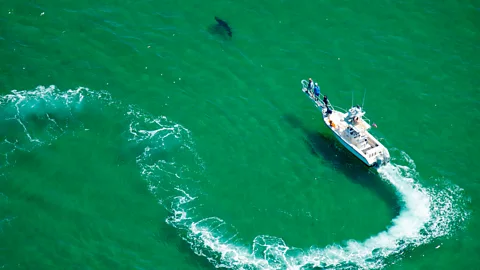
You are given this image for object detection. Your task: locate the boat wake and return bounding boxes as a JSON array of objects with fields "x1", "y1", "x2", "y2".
[
  {"x1": 0, "y1": 86, "x2": 470, "y2": 269},
  {"x1": 162, "y1": 155, "x2": 469, "y2": 269}
]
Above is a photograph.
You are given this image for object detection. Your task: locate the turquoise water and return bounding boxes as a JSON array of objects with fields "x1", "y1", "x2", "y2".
[{"x1": 0, "y1": 0, "x2": 478, "y2": 269}]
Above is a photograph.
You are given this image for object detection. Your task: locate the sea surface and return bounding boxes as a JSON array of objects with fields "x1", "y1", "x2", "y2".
[{"x1": 0, "y1": 0, "x2": 478, "y2": 269}]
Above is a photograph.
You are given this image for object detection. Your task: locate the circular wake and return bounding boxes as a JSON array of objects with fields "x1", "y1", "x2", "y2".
[{"x1": 0, "y1": 86, "x2": 470, "y2": 269}]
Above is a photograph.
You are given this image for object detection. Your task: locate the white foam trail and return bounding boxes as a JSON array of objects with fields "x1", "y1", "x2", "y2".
[
  {"x1": 0, "y1": 86, "x2": 470, "y2": 270},
  {"x1": 0, "y1": 85, "x2": 113, "y2": 158},
  {"x1": 299, "y1": 162, "x2": 434, "y2": 269},
  {"x1": 0, "y1": 86, "x2": 91, "y2": 167},
  {"x1": 154, "y1": 152, "x2": 469, "y2": 269}
]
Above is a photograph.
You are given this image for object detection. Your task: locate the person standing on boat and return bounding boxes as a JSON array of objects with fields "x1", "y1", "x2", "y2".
[
  {"x1": 306, "y1": 78, "x2": 314, "y2": 93},
  {"x1": 323, "y1": 95, "x2": 332, "y2": 114},
  {"x1": 313, "y1": 83, "x2": 321, "y2": 101}
]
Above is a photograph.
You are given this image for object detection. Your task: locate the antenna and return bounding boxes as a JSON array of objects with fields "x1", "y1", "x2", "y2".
[
  {"x1": 362, "y1": 88, "x2": 367, "y2": 109},
  {"x1": 351, "y1": 90, "x2": 354, "y2": 108}
]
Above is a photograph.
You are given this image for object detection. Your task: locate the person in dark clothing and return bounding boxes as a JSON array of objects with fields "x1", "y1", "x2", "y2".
[
  {"x1": 323, "y1": 95, "x2": 332, "y2": 114},
  {"x1": 323, "y1": 95, "x2": 329, "y2": 107}
]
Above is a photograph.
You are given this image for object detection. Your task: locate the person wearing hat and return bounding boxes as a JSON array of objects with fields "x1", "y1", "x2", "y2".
[
  {"x1": 313, "y1": 83, "x2": 320, "y2": 101},
  {"x1": 306, "y1": 78, "x2": 314, "y2": 94}
]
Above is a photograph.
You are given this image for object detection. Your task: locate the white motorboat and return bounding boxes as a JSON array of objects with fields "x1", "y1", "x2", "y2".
[{"x1": 300, "y1": 79, "x2": 390, "y2": 167}]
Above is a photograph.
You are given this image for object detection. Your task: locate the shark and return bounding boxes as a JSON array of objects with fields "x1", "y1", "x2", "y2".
[{"x1": 208, "y1": 16, "x2": 233, "y2": 39}]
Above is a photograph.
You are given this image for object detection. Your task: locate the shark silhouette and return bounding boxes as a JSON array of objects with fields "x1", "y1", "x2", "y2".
[{"x1": 208, "y1": 16, "x2": 232, "y2": 39}]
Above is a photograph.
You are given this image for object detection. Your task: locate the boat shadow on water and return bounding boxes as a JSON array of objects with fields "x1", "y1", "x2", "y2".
[{"x1": 283, "y1": 114, "x2": 400, "y2": 217}]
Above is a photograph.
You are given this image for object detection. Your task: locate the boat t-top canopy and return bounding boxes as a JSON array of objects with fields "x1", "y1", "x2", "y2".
[{"x1": 347, "y1": 105, "x2": 365, "y2": 119}]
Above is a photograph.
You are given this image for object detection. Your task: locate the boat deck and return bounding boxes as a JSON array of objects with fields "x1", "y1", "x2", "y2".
[
  {"x1": 361, "y1": 137, "x2": 379, "y2": 154},
  {"x1": 352, "y1": 119, "x2": 370, "y2": 132},
  {"x1": 325, "y1": 111, "x2": 379, "y2": 153}
]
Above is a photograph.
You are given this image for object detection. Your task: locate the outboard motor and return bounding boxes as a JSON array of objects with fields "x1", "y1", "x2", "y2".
[{"x1": 375, "y1": 150, "x2": 390, "y2": 167}]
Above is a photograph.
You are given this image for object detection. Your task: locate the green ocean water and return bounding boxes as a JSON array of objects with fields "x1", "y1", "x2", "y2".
[{"x1": 0, "y1": 0, "x2": 478, "y2": 269}]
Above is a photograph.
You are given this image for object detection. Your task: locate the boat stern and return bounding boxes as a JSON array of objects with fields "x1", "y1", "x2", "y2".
[{"x1": 374, "y1": 148, "x2": 391, "y2": 167}]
